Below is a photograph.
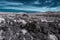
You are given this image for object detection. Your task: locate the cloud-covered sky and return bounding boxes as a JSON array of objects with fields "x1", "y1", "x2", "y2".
[{"x1": 0, "y1": 0, "x2": 60, "y2": 12}]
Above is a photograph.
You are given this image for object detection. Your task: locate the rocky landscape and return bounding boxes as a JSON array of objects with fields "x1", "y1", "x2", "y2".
[{"x1": 0, "y1": 12, "x2": 60, "y2": 40}]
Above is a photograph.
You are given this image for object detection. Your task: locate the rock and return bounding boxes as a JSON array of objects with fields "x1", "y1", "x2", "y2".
[{"x1": 48, "y1": 34, "x2": 58, "y2": 40}]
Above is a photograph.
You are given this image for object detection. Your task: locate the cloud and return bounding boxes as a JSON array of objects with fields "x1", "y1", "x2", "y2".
[
  {"x1": 0, "y1": 1, "x2": 60, "y2": 12},
  {"x1": 0, "y1": 1, "x2": 24, "y2": 5},
  {"x1": 1, "y1": 5, "x2": 60, "y2": 12},
  {"x1": 6, "y1": 2, "x2": 24, "y2": 5},
  {"x1": 33, "y1": 0, "x2": 40, "y2": 4}
]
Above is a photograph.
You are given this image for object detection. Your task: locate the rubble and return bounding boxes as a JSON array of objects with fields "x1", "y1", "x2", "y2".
[{"x1": 0, "y1": 12, "x2": 59, "y2": 40}]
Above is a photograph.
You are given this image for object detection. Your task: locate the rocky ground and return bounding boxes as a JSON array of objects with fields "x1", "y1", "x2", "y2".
[{"x1": 0, "y1": 12, "x2": 60, "y2": 40}]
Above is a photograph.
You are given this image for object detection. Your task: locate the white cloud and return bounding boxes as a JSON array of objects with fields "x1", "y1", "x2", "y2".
[
  {"x1": 0, "y1": 1, "x2": 24, "y2": 5},
  {"x1": 1, "y1": 3, "x2": 60, "y2": 12},
  {"x1": 33, "y1": 0, "x2": 40, "y2": 4}
]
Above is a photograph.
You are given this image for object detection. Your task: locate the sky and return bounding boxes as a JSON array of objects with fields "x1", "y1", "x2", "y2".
[{"x1": 0, "y1": 0, "x2": 60, "y2": 12}]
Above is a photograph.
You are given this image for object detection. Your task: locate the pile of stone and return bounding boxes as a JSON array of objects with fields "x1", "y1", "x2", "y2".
[{"x1": 0, "y1": 14, "x2": 59, "y2": 40}]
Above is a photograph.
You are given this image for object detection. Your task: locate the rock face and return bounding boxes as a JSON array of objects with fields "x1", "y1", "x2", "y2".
[{"x1": 0, "y1": 13, "x2": 59, "y2": 40}]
